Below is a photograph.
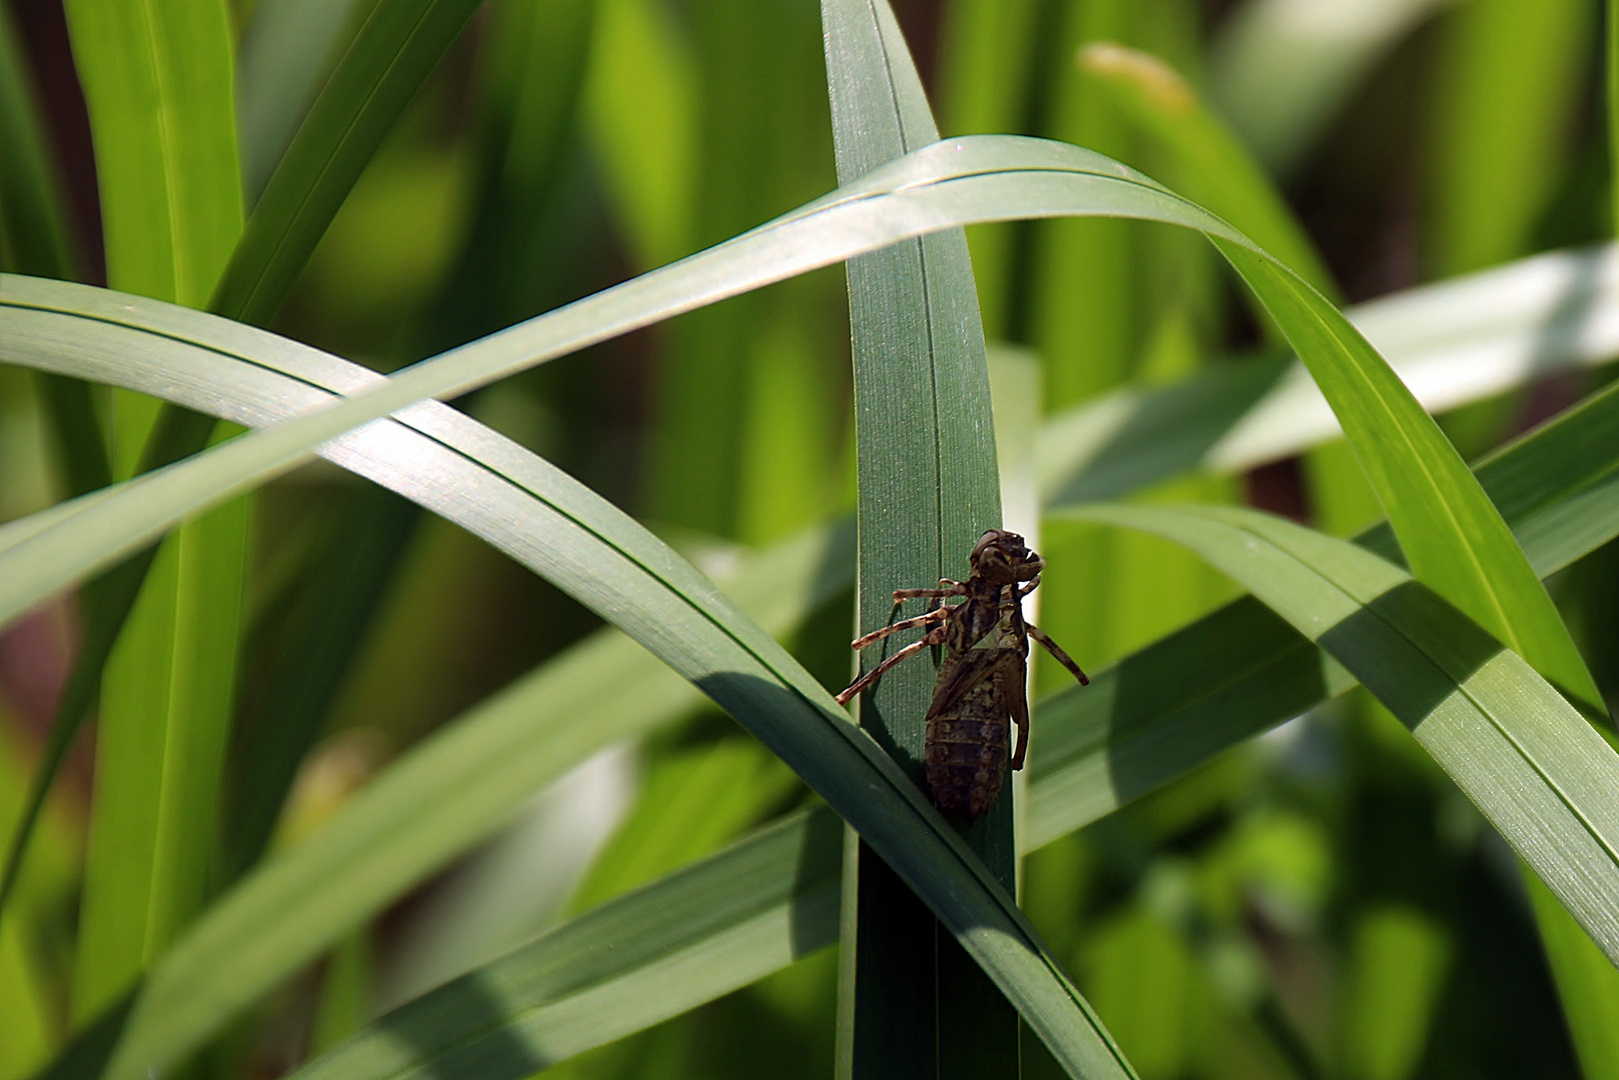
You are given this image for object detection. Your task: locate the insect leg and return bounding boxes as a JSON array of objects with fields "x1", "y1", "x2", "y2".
[
  {"x1": 893, "y1": 580, "x2": 966, "y2": 602},
  {"x1": 1008, "y1": 662, "x2": 1031, "y2": 770},
  {"x1": 850, "y1": 605, "x2": 953, "y2": 651},
  {"x1": 835, "y1": 625, "x2": 947, "y2": 705},
  {"x1": 1027, "y1": 623, "x2": 1089, "y2": 685}
]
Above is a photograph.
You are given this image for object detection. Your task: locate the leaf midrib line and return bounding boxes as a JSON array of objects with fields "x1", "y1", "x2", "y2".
[
  {"x1": 1203, "y1": 508, "x2": 1618, "y2": 873},
  {"x1": 1269, "y1": 263, "x2": 1516, "y2": 650}
]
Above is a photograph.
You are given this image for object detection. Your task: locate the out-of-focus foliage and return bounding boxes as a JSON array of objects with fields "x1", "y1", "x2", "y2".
[{"x1": 4, "y1": 0, "x2": 1619, "y2": 1079}]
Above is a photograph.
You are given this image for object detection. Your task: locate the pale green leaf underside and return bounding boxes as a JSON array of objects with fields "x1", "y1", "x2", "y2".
[
  {"x1": 1065, "y1": 502, "x2": 1619, "y2": 965},
  {"x1": 10, "y1": 275, "x2": 1619, "y2": 1080},
  {"x1": 0, "y1": 134, "x2": 1591, "y2": 725},
  {"x1": 0, "y1": 272, "x2": 1126, "y2": 1079},
  {"x1": 1, "y1": 131, "x2": 1606, "y2": 1078},
  {"x1": 1040, "y1": 242, "x2": 1619, "y2": 503}
]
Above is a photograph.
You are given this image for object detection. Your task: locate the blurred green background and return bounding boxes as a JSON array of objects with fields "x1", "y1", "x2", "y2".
[{"x1": 3, "y1": 0, "x2": 1618, "y2": 1078}]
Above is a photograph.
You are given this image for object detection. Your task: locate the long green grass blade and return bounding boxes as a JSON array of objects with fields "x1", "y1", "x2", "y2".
[
  {"x1": 1065, "y1": 502, "x2": 1619, "y2": 967},
  {"x1": 1043, "y1": 243, "x2": 1619, "y2": 501},
  {"x1": 1527, "y1": 869, "x2": 1619, "y2": 1080},
  {"x1": 57, "y1": 0, "x2": 247, "y2": 1024},
  {"x1": 1216, "y1": 242, "x2": 1602, "y2": 715},
  {"x1": 0, "y1": 138, "x2": 1268, "y2": 631},
  {"x1": 819, "y1": 2, "x2": 1019, "y2": 1076},
  {"x1": 0, "y1": 133, "x2": 1597, "y2": 727},
  {"x1": 224, "y1": 368, "x2": 1619, "y2": 1078},
  {"x1": 12, "y1": 260, "x2": 1619, "y2": 1080}
]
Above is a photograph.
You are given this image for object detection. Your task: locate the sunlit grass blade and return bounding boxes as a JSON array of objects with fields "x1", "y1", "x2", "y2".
[
  {"x1": 1041, "y1": 243, "x2": 1619, "y2": 502},
  {"x1": 0, "y1": 274, "x2": 858, "y2": 1080},
  {"x1": 56, "y1": 0, "x2": 248, "y2": 1024},
  {"x1": 193, "y1": 352, "x2": 1619, "y2": 1077},
  {"x1": 0, "y1": 132, "x2": 1601, "y2": 732},
  {"x1": 1033, "y1": 366, "x2": 1619, "y2": 844},
  {"x1": 1427, "y1": 0, "x2": 1591, "y2": 277},
  {"x1": 12, "y1": 249, "x2": 1619, "y2": 1080},
  {"x1": 1068, "y1": 502, "x2": 1619, "y2": 965},
  {"x1": 819, "y1": 1, "x2": 1021, "y2": 1076},
  {"x1": 1217, "y1": 242, "x2": 1602, "y2": 717}
]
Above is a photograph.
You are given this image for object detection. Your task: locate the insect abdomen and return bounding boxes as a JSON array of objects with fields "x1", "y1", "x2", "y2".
[{"x1": 924, "y1": 677, "x2": 1010, "y2": 821}]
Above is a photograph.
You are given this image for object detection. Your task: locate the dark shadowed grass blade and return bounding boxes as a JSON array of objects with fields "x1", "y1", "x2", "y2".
[
  {"x1": 819, "y1": 1, "x2": 1020, "y2": 1076},
  {"x1": 235, "y1": 0, "x2": 369, "y2": 199},
  {"x1": 12, "y1": 269, "x2": 1619, "y2": 1080},
  {"x1": 1066, "y1": 503, "x2": 1619, "y2": 968},
  {"x1": 0, "y1": 285, "x2": 1130, "y2": 1080},
  {"x1": 199, "y1": 363, "x2": 1619, "y2": 1080},
  {"x1": 211, "y1": 0, "x2": 486, "y2": 326},
  {"x1": 287, "y1": 808, "x2": 845, "y2": 1080}
]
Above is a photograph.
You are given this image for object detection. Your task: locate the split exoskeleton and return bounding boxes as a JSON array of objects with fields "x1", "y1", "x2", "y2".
[{"x1": 836, "y1": 529, "x2": 1089, "y2": 820}]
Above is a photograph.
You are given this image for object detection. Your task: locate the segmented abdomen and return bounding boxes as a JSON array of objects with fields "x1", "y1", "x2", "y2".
[{"x1": 924, "y1": 675, "x2": 1010, "y2": 821}]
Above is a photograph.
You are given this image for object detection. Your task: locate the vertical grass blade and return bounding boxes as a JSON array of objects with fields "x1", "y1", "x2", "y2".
[
  {"x1": 1426, "y1": 0, "x2": 1592, "y2": 277},
  {"x1": 58, "y1": 0, "x2": 247, "y2": 1023},
  {"x1": 212, "y1": 0, "x2": 486, "y2": 327},
  {"x1": 820, "y1": 2, "x2": 1017, "y2": 1078},
  {"x1": 235, "y1": 0, "x2": 369, "y2": 200}
]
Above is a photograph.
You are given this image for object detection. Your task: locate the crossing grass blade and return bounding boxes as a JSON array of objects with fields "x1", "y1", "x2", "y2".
[
  {"x1": 12, "y1": 259, "x2": 1619, "y2": 1080},
  {"x1": 1079, "y1": 42, "x2": 1336, "y2": 297},
  {"x1": 0, "y1": 132, "x2": 1601, "y2": 727},
  {"x1": 2, "y1": 127, "x2": 1615, "y2": 1073},
  {"x1": 194, "y1": 371, "x2": 1619, "y2": 1080},
  {"x1": 1063, "y1": 502, "x2": 1619, "y2": 967}
]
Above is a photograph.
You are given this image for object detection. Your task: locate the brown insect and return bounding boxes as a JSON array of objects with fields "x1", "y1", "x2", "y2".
[{"x1": 835, "y1": 529, "x2": 1089, "y2": 820}]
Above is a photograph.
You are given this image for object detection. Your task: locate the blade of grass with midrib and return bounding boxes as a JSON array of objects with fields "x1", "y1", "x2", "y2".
[
  {"x1": 56, "y1": 0, "x2": 247, "y2": 1025},
  {"x1": 0, "y1": 134, "x2": 1597, "y2": 715},
  {"x1": 1067, "y1": 503, "x2": 1619, "y2": 967},
  {"x1": 820, "y1": 3, "x2": 1026, "y2": 1077},
  {"x1": 12, "y1": 268, "x2": 1619, "y2": 1080},
  {"x1": 228, "y1": 384, "x2": 1619, "y2": 1079},
  {"x1": 0, "y1": 0, "x2": 509, "y2": 936}
]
